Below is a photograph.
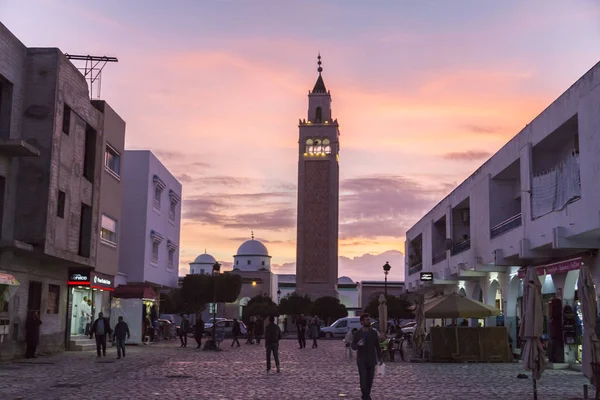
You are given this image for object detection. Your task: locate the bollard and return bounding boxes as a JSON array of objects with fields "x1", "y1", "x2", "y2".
[{"x1": 584, "y1": 383, "x2": 588, "y2": 399}]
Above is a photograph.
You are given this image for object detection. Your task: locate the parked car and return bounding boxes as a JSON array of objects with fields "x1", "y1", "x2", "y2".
[
  {"x1": 320, "y1": 317, "x2": 362, "y2": 338},
  {"x1": 204, "y1": 319, "x2": 247, "y2": 338},
  {"x1": 204, "y1": 317, "x2": 227, "y2": 330},
  {"x1": 400, "y1": 321, "x2": 417, "y2": 334}
]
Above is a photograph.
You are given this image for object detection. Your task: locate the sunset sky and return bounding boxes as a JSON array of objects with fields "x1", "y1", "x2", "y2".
[{"x1": 2, "y1": 0, "x2": 599, "y2": 281}]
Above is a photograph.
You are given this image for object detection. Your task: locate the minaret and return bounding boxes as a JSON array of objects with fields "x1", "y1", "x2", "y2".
[{"x1": 295, "y1": 54, "x2": 340, "y2": 299}]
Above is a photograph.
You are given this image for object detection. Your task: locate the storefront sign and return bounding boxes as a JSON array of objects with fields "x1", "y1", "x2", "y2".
[
  {"x1": 420, "y1": 272, "x2": 434, "y2": 282},
  {"x1": 91, "y1": 272, "x2": 114, "y2": 291},
  {"x1": 517, "y1": 257, "x2": 582, "y2": 279},
  {"x1": 68, "y1": 269, "x2": 90, "y2": 285}
]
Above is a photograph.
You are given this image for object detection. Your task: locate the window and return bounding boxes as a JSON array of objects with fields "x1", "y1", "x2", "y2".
[
  {"x1": 247, "y1": 260, "x2": 251, "y2": 265},
  {"x1": 315, "y1": 107, "x2": 322, "y2": 123},
  {"x1": 0, "y1": 176, "x2": 4, "y2": 240},
  {"x1": 169, "y1": 200, "x2": 176, "y2": 221},
  {"x1": 83, "y1": 125, "x2": 97, "y2": 182},
  {"x1": 168, "y1": 249, "x2": 174, "y2": 269},
  {"x1": 335, "y1": 320, "x2": 348, "y2": 328},
  {"x1": 151, "y1": 242, "x2": 159, "y2": 264},
  {"x1": 200, "y1": 269, "x2": 205, "y2": 275},
  {"x1": 0, "y1": 76, "x2": 14, "y2": 140},
  {"x1": 57, "y1": 190, "x2": 66, "y2": 218},
  {"x1": 47, "y1": 284, "x2": 60, "y2": 314},
  {"x1": 62, "y1": 104, "x2": 71, "y2": 135},
  {"x1": 154, "y1": 186, "x2": 161, "y2": 210},
  {"x1": 305, "y1": 137, "x2": 331, "y2": 156},
  {"x1": 236, "y1": 260, "x2": 239, "y2": 265},
  {"x1": 104, "y1": 144, "x2": 120, "y2": 178},
  {"x1": 100, "y1": 214, "x2": 117, "y2": 246},
  {"x1": 78, "y1": 203, "x2": 92, "y2": 258},
  {"x1": 262, "y1": 261, "x2": 265, "y2": 266}
]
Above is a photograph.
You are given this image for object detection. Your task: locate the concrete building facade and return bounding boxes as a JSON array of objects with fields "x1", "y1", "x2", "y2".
[
  {"x1": 404, "y1": 61, "x2": 600, "y2": 366},
  {"x1": 119, "y1": 150, "x2": 182, "y2": 289},
  {"x1": 295, "y1": 55, "x2": 340, "y2": 299},
  {"x1": 0, "y1": 22, "x2": 108, "y2": 359}
]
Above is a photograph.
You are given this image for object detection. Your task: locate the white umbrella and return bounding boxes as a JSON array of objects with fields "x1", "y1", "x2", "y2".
[
  {"x1": 519, "y1": 267, "x2": 546, "y2": 400},
  {"x1": 577, "y1": 263, "x2": 599, "y2": 384}
]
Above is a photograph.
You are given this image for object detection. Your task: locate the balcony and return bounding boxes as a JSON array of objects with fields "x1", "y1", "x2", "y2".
[
  {"x1": 451, "y1": 239, "x2": 470, "y2": 256},
  {"x1": 491, "y1": 213, "x2": 522, "y2": 239},
  {"x1": 408, "y1": 262, "x2": 423, "y2": 276},
  {"x1": 432, "y1": 251, "x2": 447, "y2": 265}
]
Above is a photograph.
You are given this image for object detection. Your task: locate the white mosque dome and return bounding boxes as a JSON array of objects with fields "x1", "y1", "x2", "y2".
[
  {"x1": 338, "y1": 276, "x2": 354, "y2": 284},
  {"x1": 192, "y1": 253, "x2": 217, "y2": 264},
  {"x1": 236, "y1": 239, "x2": 270, "y2": 257}
]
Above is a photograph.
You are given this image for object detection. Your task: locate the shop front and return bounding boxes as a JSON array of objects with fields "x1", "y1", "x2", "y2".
[{"x1": 66, "y1": 269, "x2": 114, "y2": 340}]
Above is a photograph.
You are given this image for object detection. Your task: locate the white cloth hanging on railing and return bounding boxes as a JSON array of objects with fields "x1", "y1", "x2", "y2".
[{"x1": 531, "y1": 154, "x2": 581, "y2": 219}]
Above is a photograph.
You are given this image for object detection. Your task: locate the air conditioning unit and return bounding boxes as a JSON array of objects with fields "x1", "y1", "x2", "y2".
[{"x1": 461, "y1": 209, "x2": 470, "y2": 223}]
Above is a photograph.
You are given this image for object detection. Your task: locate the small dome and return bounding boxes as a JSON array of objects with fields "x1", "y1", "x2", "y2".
[
  {"x1": 338, "y1": 276, "x2": 353, "y2": 284},
  {"x1": 191, "y1": 253, "x2": 216, "y2": 264},
  {"x1": 236, "y1": 239, "x2": 269, "y2": 256}
]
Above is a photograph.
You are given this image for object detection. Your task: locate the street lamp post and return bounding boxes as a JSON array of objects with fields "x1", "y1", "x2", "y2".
[
  {"x1": 383, "y1": 262, "x2": 391, "y2": 296},
  {"x1": 277, "y1": 289, "x2": 281, "y2": 304},
  {"x1": 211, "y1": 261, "x2": 221, "y2": 350}
]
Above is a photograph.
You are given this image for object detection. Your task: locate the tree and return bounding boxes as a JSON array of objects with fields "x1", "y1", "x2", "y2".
[
  {"x1": 244, "y1": 294, "x2": 279, "y2": 320},
  {"x1": 278, "y1": 292, "x2": 313, "y2": 318},
  {"x1": 180, "y1": 272, "x2": 243, "y2": 314},
  {"x1": 311, "y1": 296, "x2": 348, "y2": 326},
  {"x1": 364, "y1": 294, "x2": 414, "y2": 324},
  {"x1": 160, "y1": 288, "x2": 198, "y2": 315}
]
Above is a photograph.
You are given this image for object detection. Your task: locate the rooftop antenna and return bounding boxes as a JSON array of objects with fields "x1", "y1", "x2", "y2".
[{"x1": 64, "y1": 54, "x2": 118, "y2": 99}]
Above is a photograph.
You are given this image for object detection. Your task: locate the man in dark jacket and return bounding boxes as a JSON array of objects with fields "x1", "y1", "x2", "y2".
[
  {"x1": 180, "y1": 314, "x2": 190, "y2": 347},
  {"x1": 25, "y1": 311, "x2": 42, "y2": 358},
  {"x1": 113, "y1": 316, "x2": 130, "y2": 359},
  {"x1": 195, "y1": 317, "x2": 205, "y2": 349},
  {"x1": 264, "y1": 316, "x2": 282, "y2": 373},
  {"x1": 352, "y1": 313, "x2": 382, "y2": 400},
  {"x1": 231, "y1": 318, "x2": 241, "y2": 348},
  {"x1": 296, "y1": 314, "x2": 307, "y2": 349},
  {"x1": 90, "y1": 312, "x2": 112, "y2": 358}
]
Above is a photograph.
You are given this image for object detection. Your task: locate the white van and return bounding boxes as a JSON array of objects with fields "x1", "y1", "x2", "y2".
[{"x1": 320, "y1": 317, "x2": 362, "y2": 338}]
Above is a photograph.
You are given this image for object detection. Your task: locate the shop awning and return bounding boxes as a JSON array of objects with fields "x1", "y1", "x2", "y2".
[
  {"x1": 0, "y1": 272, "x2": 19, "y2": 286},
  {"x1": 517, "y1": 257, "x2": 582, "y2": 279},
  {"x1": 113, "y1": 284, "x2": 158, "y2": 300}
]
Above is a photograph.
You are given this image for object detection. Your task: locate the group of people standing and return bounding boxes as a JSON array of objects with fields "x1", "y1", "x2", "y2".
[{"x1": 295, "y1": 314, "x2": 321, "y2": 349}]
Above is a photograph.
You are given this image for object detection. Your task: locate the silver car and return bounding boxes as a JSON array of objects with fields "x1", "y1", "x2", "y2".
[{"x1": 204, "y1": 319, "x2": 247, "y2": 338}]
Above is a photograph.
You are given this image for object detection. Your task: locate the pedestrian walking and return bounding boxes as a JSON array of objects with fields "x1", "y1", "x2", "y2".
[
  {"x1": 254, "y1": 317, "x2": 264, "y2": 344},
  {"x1": 296, "y1": 314, "x2": 307, "y2": 349},
  {"x1": 231, "y1": 318, "x2": 241, "y2": 347},
  {"x1": 246, "y1": 316, "x2": 254, "y2": 344},
  {"x1": 179, "y1": 314, "x2": 190, "y2": 347},
  {"x1": 25, "y1": 311, "x2": 42, "y2": 359},
  {"x1": 310, "y1": 318, "x2": 320, "y2": 348},
  {"x1": 352, "y1": 313, "x2": 383, "y2": 400},
  {"x1": 344, "y1": 328, "x2": 358, "y2": 360},
  {"x1": 113, "y1": 316, "x2": 130, "y2": 359},
  {"x1": 264, "y1": 315, "x2": 282, "y2": 373},
  {"x1": 283, "y1": 317, "x2": 288, "y2": 335},
  {"x1": 90, "y1": 312, "x2": 112, "y2": 358},
  {"x1": 195, "y1": 317, "x2": 205, "y2": 349}
]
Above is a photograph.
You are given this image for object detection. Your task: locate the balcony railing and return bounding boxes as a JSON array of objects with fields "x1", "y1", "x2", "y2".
[
  {"x1": 451, "y1": 239, "x2": 471, "y2": 256},
  {"x1": 408, "y1": 262, "x2": 423, "y2": 276},
  {"x1": 490, "y1": 213, "x2": 522, "y2": 239},
  {"x1": 432, "y1": 251, "x2": 447, "y2": 265}
]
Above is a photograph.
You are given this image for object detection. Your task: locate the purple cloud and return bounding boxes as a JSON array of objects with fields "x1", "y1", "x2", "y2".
[{"x1": 442, "y1": 150, "x2": 491, "y2": 161}]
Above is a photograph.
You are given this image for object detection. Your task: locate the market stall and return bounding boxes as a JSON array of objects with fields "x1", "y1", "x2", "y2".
[{"x1": 110, "y1": 284, "x2": 157, "y2": 345}]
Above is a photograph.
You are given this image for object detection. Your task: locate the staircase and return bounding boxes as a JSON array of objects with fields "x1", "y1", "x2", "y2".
[{"x1": 69, "y1": 336, "x2": 96, "y2": 351}]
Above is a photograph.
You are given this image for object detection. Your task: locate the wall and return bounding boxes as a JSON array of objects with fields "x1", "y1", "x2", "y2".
[
  {"x1": 118, "y1": 151, "x2": 149, "y2": 283},
  {"x1": 92, "y1": 101, "x2": 125, "y2": 278},
  {"x1": 233, "y1": 255, "x2": 271, "y2": 271}
]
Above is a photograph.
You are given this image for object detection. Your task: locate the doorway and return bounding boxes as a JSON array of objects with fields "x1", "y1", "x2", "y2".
[{"x1": 27, "y1": 281, "x2": 42, "y2": 313}]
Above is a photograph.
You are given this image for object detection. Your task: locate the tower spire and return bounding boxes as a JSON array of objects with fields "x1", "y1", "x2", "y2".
[
  {"x1": 312, "y1": 53, "x2": 327, "y2": 94},
  {"x1": 317, "y1": 52, "x2": 322, "y2": 75}
]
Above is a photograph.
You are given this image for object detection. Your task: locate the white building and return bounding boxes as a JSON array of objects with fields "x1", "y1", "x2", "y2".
[
  {"x1": 189, "y1": 253, "x2": 216, "y2": 275},
  {"x1": 118, "y1": 150, "x2": 182, "y2": 289},
  {"x1": 404, "y1": 61, "x2": 600, "y2": 366},
  {"x1": 233, "y1": 236, "x2": 272, "y2": 272}
]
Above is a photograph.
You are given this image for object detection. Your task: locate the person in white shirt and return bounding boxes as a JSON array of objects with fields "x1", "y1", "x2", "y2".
[{"x1": 344, "y1": 328, "x2": 358, "y2": 360}]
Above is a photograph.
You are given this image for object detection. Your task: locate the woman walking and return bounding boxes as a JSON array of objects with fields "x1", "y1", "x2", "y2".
[{"x1": 310, "y1": 318, "x2": 320, "y2": 348}]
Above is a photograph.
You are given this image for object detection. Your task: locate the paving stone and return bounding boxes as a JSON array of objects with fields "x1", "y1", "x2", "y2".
[{"x1": 0, "y1": 339, "x2": 592, "y2": 399}]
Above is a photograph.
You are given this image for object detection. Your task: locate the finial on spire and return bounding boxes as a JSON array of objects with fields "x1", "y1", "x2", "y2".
[
  {"x1": 317, "y1": 52, "x2": 322, "y2": 75},
  {"x1": 204, "y1": 248, "x2": 207, "y2": 254},
  {"x1": 251, "y1": 230, "x2": 254, "y2": 240}
]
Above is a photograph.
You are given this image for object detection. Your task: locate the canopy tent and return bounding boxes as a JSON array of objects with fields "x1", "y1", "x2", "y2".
[
  {"x1": 0, "y1": 272, "x2": 20, "y2": 305},
  {"x1": 424, "y1": 292, "x2": 501, "y2": 319}
]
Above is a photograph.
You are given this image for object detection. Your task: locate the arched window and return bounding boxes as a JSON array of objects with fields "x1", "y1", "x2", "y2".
[
  {"x1": 315, "y1": 107, "x2": 322, "y2": 123},
  {"x1": 323, "y1": 138, "x2": 331, "y2": 154},
  {"x1": 305, "y1": 139, "x2": 314, "y2": 154}
]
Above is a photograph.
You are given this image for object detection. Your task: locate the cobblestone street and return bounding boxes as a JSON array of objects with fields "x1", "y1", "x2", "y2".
[{"x1": 0, "y1": 339, "x2": 591, "y2": 400}]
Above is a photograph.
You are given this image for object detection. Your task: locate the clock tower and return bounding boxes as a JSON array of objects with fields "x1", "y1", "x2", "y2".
[{"x1": 295, "y1": 54, "x2": 340, "y2": 299}]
